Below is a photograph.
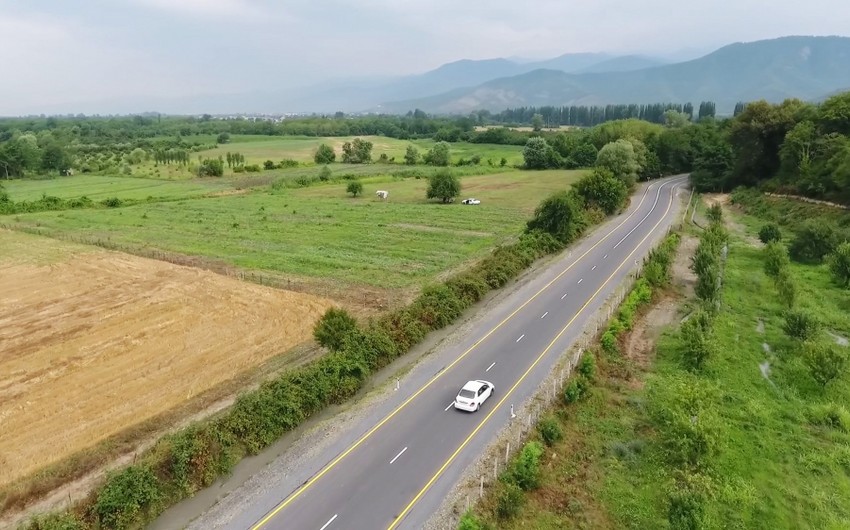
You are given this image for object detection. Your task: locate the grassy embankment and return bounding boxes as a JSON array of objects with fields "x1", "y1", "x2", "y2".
[{"x1": 464, "y1": 196, "x2": 850, "y2": 529}]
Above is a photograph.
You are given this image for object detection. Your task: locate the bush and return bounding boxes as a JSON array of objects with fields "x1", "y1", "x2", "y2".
[
  {"x1": 758, "y1": 223, "x2": 782, "y2": 244},
  {"x1": 789, "y1": 220, "x2": 840, "y2": 263},
  {"x1": 346, "y1": 180, "x2": 363, "y2": 197},
  {"x1": 445, "y1": 273, "x2": 489, "y2": 306},
  {"x1": 318, "y1": 165, "x2": 332, "y2": 181},
  {"x1": 313, "y1": 308, "x2": 358, "y2": 352},
  {"x1": 782, "y1": 309, "x2": 821, "y2": 341},
  {"x1": 412, "y1": 284, "x2": 465, "y2": 329},
  {"x1": 538, "y1": 416, "x2": 564, "y2": 446},
  {"x1": 244, "y1": 164, "x2": 261, "y2": 173},
  {"x1": 804, "y1": 342, "x2": 848, "y2": 388},
  {"x1": 706, "y1": 203, "x2": 723, "y2": 223},
  {"x1": 572, "y1": 167, "x2": 629, "y2": 214},
  {"x1": 19, "y1": 513, "x2": 85, "y2": 530},
  {"x1": 496, "y1": 481, "x2": 524, "y2": 519},
  {"x1": 774, "y1": 267, "x2": 797, "y2": 308},
  {"x1": 510, "y1": 441, "x2": 544, "y2": 491},
  {"x1": 525, "y1": 190, "x2": 587, "y2": 245},
  {"x1": 680, "y1": 309, "x2": 715, "y2": 371},
  {"x1": 458, "y1": 511, "x2": 484, "y2": 530},
  {"x1": 828, "y1": 242, "x2": 850, "y2": 288},
  {"x1": 314, "y1": 143, "x2": 336, "y2": 164},
  {"x1": 763, "y1": 241, "x2": 790, "y2": 279},
  {"x1": 667, "y1": 473, "x2": 710, "y2": 530},
  {"x1": 577, "y1": 351, "x2": 597, "y2": 380},
  {"x1": 95, "y1": 465, "x2": 162, "y2": 529},
  {"x1": 423, "y1": 141, "x2": 451, "y2": 166},
  {"x1": 197, "y1": 158, "x2": 224, "y2": 177},
  {"x1": 601, "y1": 330, "x2": 619, "y2": 354},
  {"x1": 102, "y1": 197, "x2": 123, "y2": 208},
  {"x1": 263, "y1": 160, "x2": 276, "y2": 170},
  {"x1": 563, "y1": 376, "x2": 590, "y2": 404}
]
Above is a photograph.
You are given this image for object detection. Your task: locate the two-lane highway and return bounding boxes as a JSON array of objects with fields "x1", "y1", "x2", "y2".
[{"x1": 214, "y1": 176, "x2": 688, "y2": 530}]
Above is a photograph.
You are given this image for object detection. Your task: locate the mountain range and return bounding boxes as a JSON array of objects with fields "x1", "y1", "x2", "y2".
[{"x1": 377, "y1": 36, "x2": 850, "y2": 115}]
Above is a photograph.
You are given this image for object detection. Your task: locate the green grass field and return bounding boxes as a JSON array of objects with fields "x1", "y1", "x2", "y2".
[
  {"x1": 194, "y1": 135, "x2": 526, "y2": 166},
  {"x1": 3, "y1": 170, "x2": 584, "y2": 289},
  {"x1": 469, "y1": 207, "x2": 850, "y2": 529},
  {"x1": 2, "y1": 174, "x2": 234, "y2": 202}
]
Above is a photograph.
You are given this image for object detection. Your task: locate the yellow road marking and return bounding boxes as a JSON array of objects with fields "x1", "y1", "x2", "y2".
[
  {"x1": 251, "y1": 178, "x2": 682, "y2": 529},
  {"x1": 387, "y1": 180, "x2": 682, "y2": 529}
]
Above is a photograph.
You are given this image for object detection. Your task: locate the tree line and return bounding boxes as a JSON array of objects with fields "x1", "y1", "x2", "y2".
[{"x1": 489, "y1": 101, "x2": 718, "y2": 127}]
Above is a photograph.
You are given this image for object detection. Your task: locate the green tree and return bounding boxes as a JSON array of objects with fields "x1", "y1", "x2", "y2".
[
  {"x1": 573, "y1": 143, "x2": 599, "y2": 167},
  {"x1": 314, "y1": 143, "x2": 336, "y2": 164},
  {"x1": 526, "y1": 190, "x2": 587, "y2": 244},
  {"x1": 313, "y1": 308, "x2": 358, "y2": 351},
  {"x1": 341, "y1": 138, "x2": 372, "y2": 164},
  {"x1": 346, "y1": 180, "x2": 364, "y2": 197},
  {"x1": 804, "y1": 342, "x2": 848, "y2": 388},
  {"x1": 425, "y1": 169, "x2": 460, "y2": 203},
  {"x1": 775, "y1": 267, "x2": 798, "y2": 308},
  {"x1": 423, "y1": 141, "x2": 451, "y2": 166},
  {"x1": 40, "y1": 143, "x2": 71, "y2": 172},
  {"x1": 789, "y1": 220, "x2": 840, "y2": 263},
  {"x1": 664, "y1": 109, "x2": 691, "y2": 128},
  {"x1": 403, "y1": 145, "x2": 419, "y2": 165},
  {"x1": 318, "y1": 165, "x2": 332, "y2": 181},
  {"x1": 197, "y1": 158, "x2": 224, "y2": 177},
  {"x1": 572, "y1": 167, "x2": 629, "y2": 214},
  {"x1": 828, "y1": 242, "x2": 850, "y2": 288},
  {"x1": 523, "y1": 137, "x2": 557, "y2": 169},
  {"x1": 817, "y1": 91, "x2": 850, "y2": 136},
  {"x1": 763, "y1": 241, "x2": 790, "y2": 279},
  {"x1": 758, "y1": 223, "x2": 782, "y2": 244},
  {"x1": 782, "y1": 309, "x2": 821, "y2": 341},
  {"x1": 510, "y1": 441, "x2": 544, "y2": 491},
  {"x1": 127, "y1": 147, "x2": 147, "y2": 165},
  {"x1": 531, "y1": 113, "x2": 544, "y2": 132},
  {"x1": 216, "y1": 132, "x2": 230, "y2": 144},
  {"x1": 596, "y1": 139, "x2": 640, "y2": 186}
]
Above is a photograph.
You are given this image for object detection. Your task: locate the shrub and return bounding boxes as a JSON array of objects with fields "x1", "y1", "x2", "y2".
[
  {"x1": 525, "y1": 190, "x2": 587, "y2": 245},
  {"x1": 789, "y1": 220, "x2": 840, "y2": 263},
  {"x1": 758, "y1": 223, "x2": 782, "y2": 244},
  {"x1": 774, "y1": 267, "x2": 797, "y2": 308},
  {"x1": 445, "y1": 273, "x2": 489, "y2": 306},
  {"x1": 423, "y1": 141, "x2": 451, "y2": 166},
  {"x1": 572, "y1": 167, "x2": 629, "y2": 214},
  {"x1": 804, "y1": 342, "x2": 848, "y2": 388},
  {"x1": 706, "y1": 203, "x2": 723, "y2": 223},
  {"x1": 19, "y1": 513, "x2": 85, "y2": 530},
  {"x1": 577, "y1": 351, "x2": 597, "y2": 380},
  {"x1": 667, "y1": 473, "x2": 710, "y2": 530},
  {"x1": 680, "y1": 309, "x2": 715, "y2": 371},
  {"x1": 279, "y1": 158, "x2": 299, "y2": 168},
  {"x1": 458, "y1": 511, "x2": 484, "y2": 530},
  {"x1": 244, "y1": 164, "x2": 261, "y2": 173},
  {"x1": 647, "y1": 374, "x2": 720, "y2": 468},
  {"x1": 601, "y1": 330, "x2": 619, "y2": 354},
  {"x1": 538, "y1": 416, "x2": 564, "y2": 446},
  {"x1": 95, "y1": 465, "x2": 162, "y2": 529},
  {"x1": 346, "y1": 180, "x2": 363, "y2": 197},
  {"x1": 314, "y1": 143, "x2": 336, "y2": 164},
  {"x1": 510, "y1": 441, "x2": 544, "y2": 491},
  {"x1": 403, "y1": 145, "x2": 419, "y2": 165},
  {"x1": 412, "y1": 284, "x2": 465, "y2": 329},
  {"x1": 197, "y1": 158, "x2": 224, "y2": 177},
  {"x1": 496, "y1": 481, "x2": 524, "y2": 519},
  {"x1": 263, "y1": 160, "x2": 276, "y2": 170},
  {"x1": 318, "y1": 165, "x2": 332, "y2": 181},
  {"x1": 102, "y1": 197, "x2": 123, "y2": 208},
  {"x1": 313, "y1": 307, "x2": 358, "y2": 352},
  {"x1": 375, "y1": 308, "x2": 428, "y2": 353},
  {"x1": 563, "y1": 376, "x2": 590, "y2": 404},
  {"x1": 782, "y1": 309, "x2": 821, "y2": 341},
  {"x1": 763, "y1": 241, "x2": 790, "y2": 279},
  {"x1": 828, "y1": 242, "x2": 850, "y2": 288}
]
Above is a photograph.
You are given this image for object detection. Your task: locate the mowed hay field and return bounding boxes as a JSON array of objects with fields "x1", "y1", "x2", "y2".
[
  {"x1": 0, "y1": 230, "x2": 333, "y2": 487},
  {"x1": 195, "y1": 135, "x2": 526, "y2": 166},
  {"x1": 5, "y1": 170, "x2": 584, "y2": 290}
]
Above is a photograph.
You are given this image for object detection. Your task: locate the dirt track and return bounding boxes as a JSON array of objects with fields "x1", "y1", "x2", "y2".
[{"x1": 0, "y1": 231, "x2": 333, "y2": 487}]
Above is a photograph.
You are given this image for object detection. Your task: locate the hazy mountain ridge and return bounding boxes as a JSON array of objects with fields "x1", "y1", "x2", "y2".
[{"x1": 381, "y1": 36, "x2": 850, "y2": 114}]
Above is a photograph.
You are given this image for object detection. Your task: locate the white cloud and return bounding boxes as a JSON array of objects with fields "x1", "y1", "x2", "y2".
[{"x1": 126, "y1": 0, "x2": 268, "y2": 20}]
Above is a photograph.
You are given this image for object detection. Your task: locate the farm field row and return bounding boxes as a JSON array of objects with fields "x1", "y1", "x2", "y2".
[
  {"x1": 2, "y1": 174, "x2": 235, "y2": 202},
  {"x1": 4, "y1": 170, "x2": 584, "y2": 290}
]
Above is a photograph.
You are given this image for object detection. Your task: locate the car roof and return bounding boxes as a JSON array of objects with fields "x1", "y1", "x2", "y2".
[{"x1": 461, "y1": 380, "x2": 486, "y2": 391}]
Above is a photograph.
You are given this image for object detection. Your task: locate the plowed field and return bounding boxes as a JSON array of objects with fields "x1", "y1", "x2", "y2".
[{"x1": 0, "y1": 231, "x2": 333, "y2": 487}]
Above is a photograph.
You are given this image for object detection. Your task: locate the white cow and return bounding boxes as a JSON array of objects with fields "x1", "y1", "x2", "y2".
[{"x1": 376, "y1": 190, "x2": 389, "y2": 200}]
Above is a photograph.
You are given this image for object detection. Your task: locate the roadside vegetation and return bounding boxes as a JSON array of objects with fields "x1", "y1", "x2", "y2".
[{"x1": 461, "y1": 199, "x2": 850, "y2": 530}]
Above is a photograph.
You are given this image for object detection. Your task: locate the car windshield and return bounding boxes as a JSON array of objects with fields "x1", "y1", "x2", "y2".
[{"x1": 459, "y1": 389, "x2": 476, "y2": 399}]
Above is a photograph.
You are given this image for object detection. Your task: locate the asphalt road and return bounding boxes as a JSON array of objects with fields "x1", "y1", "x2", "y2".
[{"x1": 230, "y1": 175, "x2": 689, "y2": 530}]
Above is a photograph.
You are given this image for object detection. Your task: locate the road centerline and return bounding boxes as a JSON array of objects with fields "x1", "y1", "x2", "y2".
[
  {"x1": 486, "y1": 362, "x2": 496, "y2": 372},
  {"x1": 319, "y1": 514, "x2": 338, "y2": 530},
  {"x1": 389, "y1": 447, "x2": 408, "y2": 465},
  {"x1": 541, "y1": 312, "x2": 548, "y2": 319},
  {"x1": 516, "y1": 334, "x2": 525, "y2": 343}
]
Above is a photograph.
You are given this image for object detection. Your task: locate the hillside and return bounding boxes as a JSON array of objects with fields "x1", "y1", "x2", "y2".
[{"x1": 383, "y1": 36, "x2": 850, "y2": 114}]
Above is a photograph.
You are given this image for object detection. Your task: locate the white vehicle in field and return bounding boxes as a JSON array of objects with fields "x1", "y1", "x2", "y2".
[
  {"x1": 454, "y1": 380, "x2": 494, "y2": 412},
  {"x1": 461, "y1": 198, "x2": 481, "y2": 205}
]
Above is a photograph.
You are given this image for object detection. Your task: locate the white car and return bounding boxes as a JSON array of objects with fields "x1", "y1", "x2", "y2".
[
  {"x1": 461, "y1": 198, "x2": 481, "y2": 205},
  {"x1": 454, "y1": 380, "x2": 494, "y2": 412}
]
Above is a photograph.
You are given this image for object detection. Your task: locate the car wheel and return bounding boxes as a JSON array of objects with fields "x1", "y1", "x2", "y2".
[{"x1": 475, "y1": 403, "x2": 480, "y2": 412}]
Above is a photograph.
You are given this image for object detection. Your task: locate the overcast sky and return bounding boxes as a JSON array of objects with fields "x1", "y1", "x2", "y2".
[{"x1": 2, "y1": 0, "x2": 849, "y2": 115}]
